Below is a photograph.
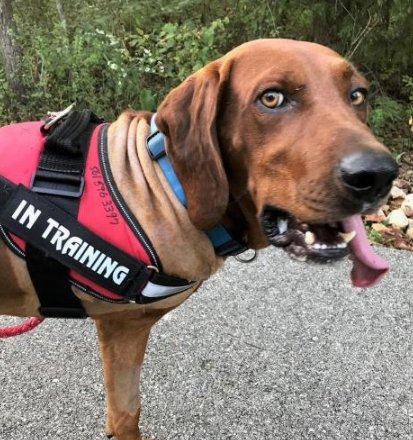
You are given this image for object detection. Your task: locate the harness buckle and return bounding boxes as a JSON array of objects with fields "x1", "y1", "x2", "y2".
[
  {"x1": 30, "y1": 169, "x2": 85, "y2": 198},
  {"x1": 146, "y1": 130, "x2": 167, "y2": 160}
]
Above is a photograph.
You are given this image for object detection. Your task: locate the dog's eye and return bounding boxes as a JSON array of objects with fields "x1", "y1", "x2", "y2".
[
  {"x1": 350, "y1": 89, "x2": 367, "y2": 107},
  {"x1": 260, "y1": 90, "x2": 285, "y2": 109}
]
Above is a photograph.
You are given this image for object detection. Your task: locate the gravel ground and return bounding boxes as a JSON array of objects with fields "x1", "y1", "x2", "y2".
[{"x1": 0, "y1": 246, "x2": 412, "y2": 440}]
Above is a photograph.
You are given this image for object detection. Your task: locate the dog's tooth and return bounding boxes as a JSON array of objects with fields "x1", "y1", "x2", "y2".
[
  {"x1": 277, "y1": 218, "x2": 288, "y2": 234},
  {"x1": 304, "y1": 231, "x2": 316, "y2": 245},
  {"x1": 339, "y1": 230, "x2": 356, "y2": 243}
]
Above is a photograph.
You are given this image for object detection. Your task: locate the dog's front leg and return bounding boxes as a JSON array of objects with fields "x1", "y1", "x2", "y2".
[{"x1": 94, "y1": 313, "x2": 157, "y2": 440}]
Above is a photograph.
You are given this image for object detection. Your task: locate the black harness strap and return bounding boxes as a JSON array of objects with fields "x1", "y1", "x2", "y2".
[
  {"x1": 25, "y1": 111, "x2": 102, "y2": 318},
  {"x1": 32, "y1": 111, "x2": 102, "y2": 212},
  {"x1": 26, "y1": 246, "x2": 87, "y2": 318}
]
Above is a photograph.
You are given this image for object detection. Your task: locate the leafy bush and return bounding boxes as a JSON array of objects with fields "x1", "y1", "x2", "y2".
[
  {"x1": 7, "y1": 21, "x2": 142, "y2": 122},
  {"x1": 370, "y1": 96, "x2": 406, "y2": 134},
  {"x1": 1, "y1": 4, "x2": 228, "y2": 123},
  {"x1": 0, "y1": 0, "x2": 412, "y2": 156},
  {"x1": 369, "y1": 95, "x2": 412, "y2": 152},
  {"x1": 127, "y1": 18, "x2": 228, "y2": 108}
]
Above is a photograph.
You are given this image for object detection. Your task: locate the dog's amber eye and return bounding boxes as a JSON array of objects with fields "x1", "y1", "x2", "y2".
[
  {"x1": 260, "y1": 90, "x2": 285, "y2": 109},
  {"x1": 350, "y1": 89, "x2": 367, "y2": 106}
]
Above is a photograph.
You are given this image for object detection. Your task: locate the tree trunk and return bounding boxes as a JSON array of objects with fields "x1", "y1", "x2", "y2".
[
  {"x1": 56, "y1": 0, "x2": 67, "y2": 30},
  {"x1": 0, "y1": 0, "x2": 25, "y2": 100}
]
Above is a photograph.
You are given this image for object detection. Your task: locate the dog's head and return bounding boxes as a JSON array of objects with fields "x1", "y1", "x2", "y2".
[{"x1": 156, "y1": 39, "x2": 398, "y2": 287}]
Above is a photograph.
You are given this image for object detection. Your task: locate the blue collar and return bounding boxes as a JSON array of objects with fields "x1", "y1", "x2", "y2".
[{"x1": 146, "y1": 114, "x2": 247, "y2": 257}]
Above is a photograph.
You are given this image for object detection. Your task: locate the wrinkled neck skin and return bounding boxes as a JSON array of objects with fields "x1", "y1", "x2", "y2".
[{"x1": 107, "y1": 112, "x2": 223, "y2": 282}]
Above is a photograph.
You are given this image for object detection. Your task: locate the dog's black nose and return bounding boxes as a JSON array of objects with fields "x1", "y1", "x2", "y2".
[{"x1": 340, "y1": 151, "x2": 398, "y2": 202}]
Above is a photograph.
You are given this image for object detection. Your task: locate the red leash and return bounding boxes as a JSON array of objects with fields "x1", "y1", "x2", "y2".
[{"x1": 0, "y1": 317, "x2": 44, "y2": 338}]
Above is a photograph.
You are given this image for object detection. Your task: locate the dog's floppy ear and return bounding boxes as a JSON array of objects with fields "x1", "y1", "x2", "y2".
[{"x1": 156, "y1": 60, "x2": 231, "y2": 231}]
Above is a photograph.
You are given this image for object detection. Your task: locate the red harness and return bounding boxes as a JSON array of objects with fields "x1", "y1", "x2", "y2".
[{"x1": 0, "y1": 121, "x2": 190, "y2": 305}]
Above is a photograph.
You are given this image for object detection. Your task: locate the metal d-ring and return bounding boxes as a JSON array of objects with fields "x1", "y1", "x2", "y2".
[{"x1": 235, "y1": 249, "x2": 257, "y2": 263}]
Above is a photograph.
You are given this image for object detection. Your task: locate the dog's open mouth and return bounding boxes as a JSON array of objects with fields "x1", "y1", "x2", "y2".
[{"x1": 261, "y1": 206, "x2": 389, "y2": 288}]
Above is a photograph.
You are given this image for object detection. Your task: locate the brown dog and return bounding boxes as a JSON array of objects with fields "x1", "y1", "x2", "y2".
[{"x1": 0, "y1": 39, "x2": 398, "y2": 439}]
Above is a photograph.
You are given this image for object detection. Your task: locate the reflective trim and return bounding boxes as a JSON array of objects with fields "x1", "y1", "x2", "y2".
[{"x1": 141, "y1": 280, "x2": 196, "y2": 298}]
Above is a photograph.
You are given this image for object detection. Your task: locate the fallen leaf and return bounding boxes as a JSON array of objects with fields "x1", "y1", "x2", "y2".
[
  {"x1": 365, "y1": 210, "x2": 386, "y2": 222},
  {"x1": 371, "y1": 223, "x2": 390, "y2": 233}
]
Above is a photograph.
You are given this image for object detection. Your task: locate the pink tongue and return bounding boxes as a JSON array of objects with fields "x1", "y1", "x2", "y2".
[{"x1": 341, "y1": 215, "x2": 389, "y2": 288}]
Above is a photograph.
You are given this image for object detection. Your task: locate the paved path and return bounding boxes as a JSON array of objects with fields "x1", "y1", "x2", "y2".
[{"x1": 0, "y1": 247, "x2": 412, "y2": 440}]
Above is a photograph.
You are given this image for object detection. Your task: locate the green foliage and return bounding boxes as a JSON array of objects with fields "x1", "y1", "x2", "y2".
[
  {"x1": 403, "y1": 76, "x2": 413, "y2": 105},
  {"x1": 8, "y1": 16, "x2": 144, "y2": 121},
  {"x1": 369, "y1": 96, "x2": 406, "y2": 134},
  {"x1": 0, "y1": 68, "x2": 10, "y2": 118},
  {"x1": 128, "y1": 18, "x2": 228, "y2": 94},
  {"x1": 366, "y1": 225, "x2": 384, "y2": 244},
  {"x1": 0, "y1": 1, "x2": 228, "y2": 122},
  {"x1": 0, "y1": 0, "x2": 412, "y2": 153}
]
